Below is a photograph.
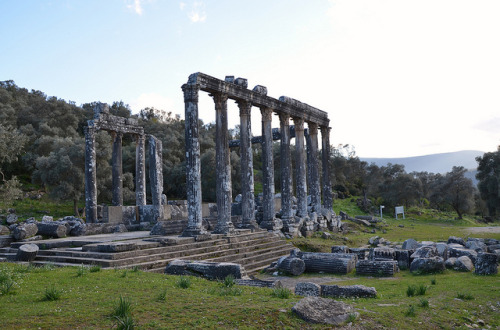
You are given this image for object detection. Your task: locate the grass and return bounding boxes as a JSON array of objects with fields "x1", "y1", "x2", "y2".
[
  {"x1": 419, "y1": 298, "x2": 429, "y2": 308},
  {"x1": 175, "y1": 276, "x2": 191, "y2": 289},
  {"x1": 111, "y1": 296, "x2": 133, "y2": 318},
  {"x1": 270, "y1": 287, "x2": 292, "y2": 299},
  {"x1": 405, "y1": 305, "x2": 417, "y2": 317},
  {"x1": 43, "y1": 286, "x2": 62, "y2": 301},
  {"x1": 0, "y1": 195, "x2": 84, "y2": 221},
  {"x1": 457, "y1": 292, "x2": 475, "y2": 300}
]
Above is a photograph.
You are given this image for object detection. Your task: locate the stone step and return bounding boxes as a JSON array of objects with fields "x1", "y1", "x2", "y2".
[{"x1": 205, "y1": 242, "x2": 293, "y2": 264}]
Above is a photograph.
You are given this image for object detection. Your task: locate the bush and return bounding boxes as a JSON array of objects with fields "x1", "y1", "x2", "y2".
[
  {"x1": 176, "y1": 276, "x2": 191, "y2": 289},
  {"x1": 111, "y1": 296, "x2": 133, "y2": 318},
  {"x1": 271, "y1": 287, "x2": 292, "y2": 299},
  {"x1": 43, "y1": 286, "x2": 62, "y2": 301},
  {"x1": 416, "y1": 284, "x2": 427, "y2": 296},
  {"x1": 406, "y1": 285, "x2": 416, "y2": 297}
]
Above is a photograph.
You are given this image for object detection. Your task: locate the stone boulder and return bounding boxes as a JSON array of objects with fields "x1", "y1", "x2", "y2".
[
  {"x1": 454, "y1": 256, "x2": 474, "y2": 272},
  {"x1": 435, "y1": 243, "x2": 449, "y2": 260},
  {"x1": 292, "y1": 297, "x2": 359, "y2": 326},
  {"x1": 448, "y1": 246, "x2": 478, "y2": 264},
  {"x1": 321, "y1": 284, "x2": 377, "y2": 298},
  {"x1": 12, "y1": 223, "x2": 38, "y2": 241},
  {"x1": 410, "y1": 257, "x2": 445, "y2": 274},
  {"x1": 164, "y1": 259, "x2": 246, "y2": 280},
  {"x1": 411, "y1": 246, "x2": 438, "y2": 259},
  {"x1": 16, "y1": 243, "x2": 39, "y2": 262},
  {"x1": 474, "y1": 253, "x2": 498, "y2": 275},
  {"x1": 402, "y1": 238, "x2": 418, "y2": 250},
  {"x1": 447, "y1": 236, "x2": 465, "y2": 246},
  {"x1": 445, "y1": 257, "x2": 457, "y2": 269},
  {"x1": 466, "y1": 240, "x2": 487, "y2": 253},
  {"x1": 0, "y1": 224, "x2": 10, "y2": 235},
  {"x1": 6, "y1": 213, "x2": 18, "y2": 225},
  {"x1": 295, "y1": 282, "x2": 321, "y2": 297}
]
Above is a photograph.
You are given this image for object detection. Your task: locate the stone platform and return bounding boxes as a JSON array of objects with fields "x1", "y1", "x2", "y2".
[{"x1": 0, "y1": 229, "x2": 293, "y2": 275}]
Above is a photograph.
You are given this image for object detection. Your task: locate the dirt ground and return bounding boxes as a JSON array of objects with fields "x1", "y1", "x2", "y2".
[{"x1": 462, "y1": 226, "x2": 500, "y2": 234}]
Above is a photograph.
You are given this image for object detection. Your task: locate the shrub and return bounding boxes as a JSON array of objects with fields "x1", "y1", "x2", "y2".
[
  {"x1": 271, "y1": 287, "x2": 292, "y2": 299},
  {"x1": 404, "y1": 305, "x2": 416, "y2": 317},
  {"x1": 430, "y1": 278, "x2": 436, "y2": 285},
  {"x1": 115, "y1": 314, "x2": 135, "y2": 330},
  {"x1": 0, "y1": 278, "x2": 15, "y2": 295},
  {"x1": 111, "y1": 296, "x2": 133, "y2": 319},
  {"x1": 406, "y1": 285, "x2": 416, "y2": 297},
  {"x1": 89, "y1": 264, "x2": 101, "y2": 273},
  {"x1": 176, "y1": 276, "x2": 191, "y2": 289},
  {"x1": 416, "y1": 284, "x2": 427, "y2": 296},
  {"x1": 43, "y1": 286, "x2": 62, "y2": 301},
  {"x1": 419, "y1": 298, "x2": 429, "y2": 308},
  {"x1": 222, "y1": 274, "x2": 235, "y2": 288},
  {"x1": 457, "y1": 292, "x2": 474, "y2": 300}
]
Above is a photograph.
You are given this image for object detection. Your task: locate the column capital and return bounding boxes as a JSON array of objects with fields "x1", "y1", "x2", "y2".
[
  {"x1": 278, "y1": 112, "x2": 290, "y2": 123},
  {"x1": 210, "y1": 92, "x2": 229, "y2": 110},
  {"x1": 236, "y1": 99, "x2": 252, "y2": 116},
  {"x1": 320, "y1": 126, "x2": 331, "y2": 134},
  {"x1": 293, "y1": 117, "x2": 305, "y2": 131},
  {"x1": 260, "y1": 107, "x2": 273, "y2": 121},
  {"x1": 307, "y1": 122, "x2": 318, "y2": 135},
  {"x1": 182, "y1": 84, "x2": 200, "y2": 102}
]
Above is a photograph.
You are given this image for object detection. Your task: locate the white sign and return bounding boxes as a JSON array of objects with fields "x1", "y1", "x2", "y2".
[{"x1": 395, "y1": 206, "x2": 405, "y2": 219}]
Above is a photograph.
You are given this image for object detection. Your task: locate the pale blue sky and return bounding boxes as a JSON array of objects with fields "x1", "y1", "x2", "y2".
[{"x1": 1, "y1": 0, "x2": 499, "y2": 157}]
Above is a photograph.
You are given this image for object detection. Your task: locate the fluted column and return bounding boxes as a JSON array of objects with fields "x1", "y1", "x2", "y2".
[
  {"x1": 260, "y1": 107, "x2": 282, "y2": 230},
  {"x1": 293, "y1": 117, "x2": 307, "y2": 217},
  {"x1": 237, "y1": 100, "x2": 257, "y2": 229},
  {"x1": 181, "y1": 84, "x2": 207, "y2": 237},
  {"x1": 279, "y1": 113, "x2": 293, "y2": 221},
  {"x1": 149, "y1": 135, "x2": 164, "y2": 221},
  {"x1": 84, "y1": 126, "x2": 97, "y2": 223},
  {"x1": 321, "y1": 126, "x2": 333, "y2": 209},
  {"x1": 111, "y1": 132, "x2": 123, "y2": 206},
  {"x1": 212, "y1": 92, "x2": 234, "y2": 234},
  {"x1": 135, "y1": 134, "x2": 146, "y2": 206},
  {"x1": 306, "y1": 123, "x2": 321, "y2": 213}
]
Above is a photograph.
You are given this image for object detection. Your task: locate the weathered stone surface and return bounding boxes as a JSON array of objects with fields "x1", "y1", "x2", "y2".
[
  {"x1": 448, "y1": 247, "x2": 478, "y2": 264},
  {"x1": 16, "y1": 243, "x2": 39, "y2": 262},
  {"x1": 235, "y1": 279, "x2": 281, "y2": 288},
  {"x1": 13, "y1": 223, "x2": 38, "y2": 241},
  {"x1": 6, "y1": 213, "x2": 18, "y2": 225},
  {"x1": 474, "y1": 253, "x2": 498, "y2": 275},
  {"x1": 298, "y1": 252, "x2": 356, "y2": 274},
  {"x1": 331, "y1": 245, "x2": 349, "y2": 253},
  {"x1": 410, "y1": 257, "x2": 445, "y2": 274},
  {"x1": 368, "y1": 236, "x2": 381, "y2": 246},
  {"x1": 356, "y1": 260, "x2": 398, "y2": 276},
  {"x1": 295, "y1": 282, "x2": 321, "y2": 297},
  {"x1": 370, "y1": 247, "x2": 395, "y2": 261},
  {"x1": 97, "y1": 242, "x2": 137, "y2": 253},
  {"x1": 411, "y1": 246, "x2": 438, "y2": 259},
  {"x1": 69, "y1": 222, "x2": 86, "y2": 236},
  {"x1": 292, "y1": 297, "x2": 359, "y2": 326},
  {"x1": 277, "y1": 257, "x2": 306, "y2": 276},
  {"x1": 0, "y1": 235, "x2": 14, "y2": 248},
  {"x1": 164, "y1": 259, "x2": 245, "y2": 280},
  {"x1": 350, "y1": 248, "x2": 369, "y2": 260},
  {"x1": 321, "y1": 284, "x2": 377, "y2": 298},
  {"x1": 36, "y1": 222, "x2": 67, "y2": 238},
  {"x1": 435, "y1": 243, "x2": 448, "y2": 260},
  {"x1": 445, "y1": 257, "x2": 457, "y2": 269},
  {"x1": 402, "y1": 238, "x2": 418, "y2": 250},
  {"x1": 41, "y1": 215, "x2": 53, "y2": 222},
  {"x1": 0, "y1": 225, "x2": 10, "y2": 235},
  {"x1": 395, "y1": 250, "x2": 411, "y2": 270},
  {"x1": 466, "y1": 240, "x2": 488, "y2": 253},
  {"x1": 448, "y1": 236, "x2": 465, "y2": 246},
  {"x1": 454, "y1": 256, "x2": 473, "y2": 272}
]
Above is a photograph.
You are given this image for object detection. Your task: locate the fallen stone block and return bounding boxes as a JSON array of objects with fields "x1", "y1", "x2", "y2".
[
  {"x1": 235, "y1": 279, "x2": 281, "y2": 288},
  {"x1": 447, "y1": 236, "x2": 465, "y2": 246},
  {"x1": 356, "y1": 260, "x2": 398, "y2": 276},
  {"x1": 277, "y1": 257, "x2": 306, "y2": 276},
  {"x1": 454, "y1": 256, "x2": 473, "y2": 272},
  {"x1": 12, "y1": 223, "x2": 38, "y2": 241},
  {"x1": 16, "y1": 243, "x2": 39, "y2": 262},
  {"x1": 410, "y1": 257, "x2": 445, "y2": 274},
  {"x1": 36, "y1": 222, "x2": 67, "y2": 238},
  {"x1": 474, "y1": 253, "x2": 498, "y2": 275},
  {"x1": 0, "y1": 225, "x2": 10, "y2": 235},
  {"x1": 321, "y1": 284, "x2": 376, "y2": 298},
  {"x1": 369, "y1": 247, "x2": 395, "y2": 261},
  {"x1": 0, "y1": 235, "x2": 14, "y2": 248},
  {"x1": 331, "y1": 245, "x2": 349, "y2": 253},
  {"x1": 292, "y1": 297, "x2": 359, "y2": 326},
  {"x1": 402, "y1": 238, "x2": 418, "y2": 250},
  {"x1": 295, "y1": 282, "x2": 321, "y2": 297},
  {"x1": 164, "y1": 259, "x2": 245, "y2": 280},
  {"x1": 395, "y1": 250, "x2": 410, "y2": 270},
  {"x1": 448, "y1": 247, "x2": 478, "y2": 264},
  {"x1": 297, "y1": 252, "x2": 356, "y2": 274},
  {"x1": 411, "y1": 246, "x2": 438, "y2": 259}
]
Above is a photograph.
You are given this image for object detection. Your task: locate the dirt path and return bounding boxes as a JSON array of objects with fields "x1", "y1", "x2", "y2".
[{"x1": 461, "y1": 226, "x2": 500, "y2": 234}]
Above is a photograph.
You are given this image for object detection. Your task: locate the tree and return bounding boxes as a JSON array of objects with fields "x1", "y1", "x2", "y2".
[
  {"x1": 0, "y1": 124, "x2": 27, "y2": 204},
  {"x1": 33, "y1": 137, "x2": 85, "y2": 216},
  {"x1": 476, "y1": 146, "x2": 500, "y2": 217},
  {"x1": 432, "y1": 166, "x2": 476, "y2": 219}
]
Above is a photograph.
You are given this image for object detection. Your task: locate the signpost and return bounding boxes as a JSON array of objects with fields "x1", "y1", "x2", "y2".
[
  {"x1": 380, "y1": 205, "x2": 385, "y2": 219},
  {"x1": 395, "y1": 206, "x2": 405, "y2": 219}
]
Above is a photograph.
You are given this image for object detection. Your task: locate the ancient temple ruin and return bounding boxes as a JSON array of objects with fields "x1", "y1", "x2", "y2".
[
  {"x1": 84, "y1": 103, "x2": 163, "y2": 224},
  {"x1": 181, "y1": 73, "x2": 334, "y2": 238}
]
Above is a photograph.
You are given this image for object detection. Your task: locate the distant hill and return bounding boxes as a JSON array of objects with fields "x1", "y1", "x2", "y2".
[{"x1": 360, "y1": 150, "x2": 484, "y2": 175}]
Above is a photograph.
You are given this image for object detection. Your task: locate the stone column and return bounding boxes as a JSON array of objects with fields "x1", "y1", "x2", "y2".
[
  {"x1": 149, "y1": 135, "x2": 164, "y2": 221},
  {"x1": 111, "y1": 132, "x2": 123, "y2": 206},
  {"x1": 84, "y1": 125, "x2": 97, "y2": 223},
  {"x1": 260, "y1": 107, "x2": 282, "y2": 231},
  {"x1": 212, "y1": 92, "x2": 234, "y2": 234},
  {"x1": 135, "y1": 134, "x2": 146, "y2": 206},
  {"x1": 293, "y1": 117, "x2": 307, "y2": 218},
  {"x1": 306, "y1": 123, "x2": 321, "y2": 213},
  {"x1": 321, "y1": 126, "x2": 333, "y2": 209},
  {"x1": 279, "y1": 113, "x2": 293, "y2": 221},
  {"x1": 181, "y1": 84, "x2": 207, "y2": 237},
  {"x1": 237, "y1": 100, "x2": 257, "y2": 230}
]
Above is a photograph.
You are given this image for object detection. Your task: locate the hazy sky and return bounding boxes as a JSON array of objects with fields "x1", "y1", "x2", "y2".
[{"x1": 1, "y1": 0, "x2": 499, "y2": 157}]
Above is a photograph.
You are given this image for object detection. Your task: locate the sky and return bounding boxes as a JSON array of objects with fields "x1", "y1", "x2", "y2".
[{"x1": 1, "y1": 0, "x2": 499, "y2": 158}]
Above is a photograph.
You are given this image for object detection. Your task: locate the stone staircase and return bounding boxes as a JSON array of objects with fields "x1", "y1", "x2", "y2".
[{"x1": 0, "y1": 230, "x2": 293, "y2": 275}]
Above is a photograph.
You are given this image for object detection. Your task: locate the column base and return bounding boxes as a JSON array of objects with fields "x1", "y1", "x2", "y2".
[
  {"x1": 212, "y1": 221, "x2": 235, "y2": 235},
  {"x1": 181, "y1": 226, "x2": 208, "y2": 237},
  {"x1": 238, "y1": 220, "x2": 259, "y2": 231},
  {"x1": 260, "y1": 218, "x2": 283, "y2": 231}
]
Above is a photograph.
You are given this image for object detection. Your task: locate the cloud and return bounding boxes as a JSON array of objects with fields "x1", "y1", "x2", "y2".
[
  {"x1": 473, "y1": 117, "x2": 500, "y2": 134},
  {"x1": 129, "y1": 92, "x2": 175, "y2": 114},
  {"x1": 126, "y1": 0, "x2": 144, "y2": 15},
  {"x1": 180, "y1": 1, "x2": 206, "y2": 23}
]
